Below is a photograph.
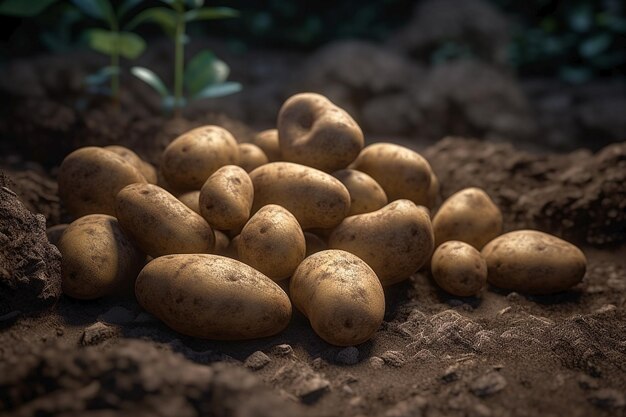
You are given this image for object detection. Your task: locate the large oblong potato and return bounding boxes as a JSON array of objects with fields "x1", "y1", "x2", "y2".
[
  {"x1": 238, "y1": 205, "x2": 305, "y2": 281},
  {"x1": 329, "y1": 199, "x2": 434, "y2": 286},
  {"x1": 115, "y1": 183, "x2": 215, "y2": 257},
  {"x1": 431, "y1": 241, "x2": 487, "y2": 297},
  {"x1": 135, "y1": 254, "x2": 292, "y2": 340},
  {"x1": 58, "y1": 214, "x2": 144, "y2": 299},
  {"x1": 253, "y1": 129, "x2": 281, "y2": 162},
  {"x1": 104, "y1": 145, "x2": 157, "y2": 184},
  {"x1": 238, "y1": 143, "x2": 269, "y2": 172},
  {"x1": 249, "y1": 162, "x2": 351, "y2": 229},
  {"x1": 332, "y1": 169, "x2": 388, "y2": 216},
  {"x1": 432, "y1": 187, "x2": 502, "y2": 249},
  {"x1": 161, "y1": 125, "x2": 239, "y2": 190},
  {"x1": 290, "y1": 250, "x2": 385, "y2": 346},
  {"x1": 58, "y1": 147, "x2": 147, "y2": 218},
  {"x1": 482, "y1": 230, "x2": 587, "y2": 295},
  {"x1": 199, "y1": 165, "x2": 253, "y2": 231},
  {"x1": 278, "y1": 93, "x2": 364, "y2": 172},
  {"x1": 350, "y1": 143, "x2": 433, "y2": 207}
]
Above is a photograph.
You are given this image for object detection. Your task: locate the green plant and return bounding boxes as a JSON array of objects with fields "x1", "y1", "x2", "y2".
[{"x1": 127, "y1": 0, "x2": 241, "y2": 116}]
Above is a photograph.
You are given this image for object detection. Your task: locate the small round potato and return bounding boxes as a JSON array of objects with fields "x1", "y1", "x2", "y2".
[
  {"x1": 253, "y1": 129, "x2": 281, "y2": 162},
  {"x1": 278, "y1": 93, "x2": 364, "y2": 172},
  {"x1": 199, "y1": 165, "x2": 254, "y2": 231},
  {"x1": 58, "y1": 214, "x2": 144, "y2": 299},
  {"x1": 238, "y1": 205, "x2": 306, "y2": 281},
  {"x1": 329, "y1": 199, "x2": 434, "y2": 286},
  {"x1": 305, "y1": 232, "x2": 327, "y2": 258},
  {"x1": 332, "y1": 169, "x2": 388, "y2": 216},
  {"x1": 104, "y1": 145, "x2": 157, "y2": 184},
  {"x1": 432, "y1": 187, "x2": 502, "y2": 249},
  {"x1": 482, "y1": 230, "x2": 587, "y2": 295},
  {"x1": 135, "y1": 254, "x2": 292, "y2": 340},
  {"x1": 177, "y1": 190, "x2": 201, "y2": 214},
  {"x1": 350, "y1": 143, "x2": 433, "y2": 207},
  {"x1": 46, "y1": 223, "x2": 68, "y2": 246},
  {"x1": 116, "y1": 183, "x2": 215, "y2": 257},
  {"x1": 238, "y1": 143, "x2": 269, "y2": 172},
  {"x1": 249, "y1": 162, "x2": 351, "y2": 229},
  {"x1": 161, "y1": 125, "x2": 239, "y2": 190},
  {"x1": 58, "y1": 147, "x2": 147, "y2": 218},
  {"x1": 213, "y1": 230, "x2": 230, "y2": 256},
  {"x1": 431, "y1": 241, "x2": 487, "y2": 297},
  {"x1": 290, "y1": 250, "x2": 385, "y2": 346}
]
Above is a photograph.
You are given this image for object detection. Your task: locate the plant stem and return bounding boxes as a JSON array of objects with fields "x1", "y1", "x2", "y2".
[{"x1": 174, "y1": 12, "x2": 185, "y2": 118}]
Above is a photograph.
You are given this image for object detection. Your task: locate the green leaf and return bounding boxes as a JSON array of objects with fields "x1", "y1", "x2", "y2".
[
  {"x1": 184, "y1": 7, "x2": 239, "y2": 22},
  {"x1": 83, "y1": 29, "x2": 146, "y2": 59},
  {"x1": 193, "y1": 82, "x2": 242, "y2": 100},
  {"x1": 186, "y1": 0, "x2": 204, "y2": 8},
  {"x1": 117, "y1": 0, "x2": 142, "y2": 19},
  {"x1": 71, "y1": 0, "x2": 115, "y2": 26},
  {"x1": 184, "y1": 51, "x2": 230, "y2": 96},
  {"x1": 0, "y1": 0, "x2": 57, "y2": 16},
  {"x1": 131, "y1": 66, "x2": 170, "y2": 98},
  {"x1": 84, "y1": 66, "x2": 120, "y2": 86},
  {"x1": 124, "y1": 7, "x2": 177, "y2": 35}
]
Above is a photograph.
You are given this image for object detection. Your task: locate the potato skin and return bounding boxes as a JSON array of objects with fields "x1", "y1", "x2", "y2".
[
  {"x1": 115, "y1": 183, "x2": 215, "y2": 257},
  {"x1": 332, "y1": 169, "x2": 388, "y2": 216},
  {"x1": 432, "y1": 187, "x2": 502, "y2": 249},
  {"x1": 161, "y1": 125, "x2": 239, "y2": 190},
  {"x1": 290, "y1": 250, "x2": 384, "y2": 346},
  {"x1": 431, "y1": 241, "x2": 487, "y2": 297},
  {"x1": 253, "y1": 129, "x2": 281, "y2": 162},
  {"x1": 238, "y1": 143, "x2": 269, "y2": 172},
  {"x1": 329, "y1": 199, "x2": 434, "y2": 286},
  {"x1": 58, "y1": 147, "x2": 147, "y2": 218},
  {"x1": 104, "y1": 145, "x2": 157, "y2": 184},
  {"x1": 238, "y1": 205, "x2": 305, "y2": 281},
  {"x1": 177, "y1": 191, "x2": 201, "y2": 214},
  {"x1": 482, "y1": 230, "x2": 587, "y2": 295},
  {"x1": 58, "y1": 214, "x2": 144, "y2": 299},
  {"x1": 278, "y1": 93, "x2": 364, "y2": 172},
  {"x1": 135, "y1": 254, "x2": 292, "y2": 340},
  {"x1": 249, "y1": 162, "x2": 351, "y2": 229},
  {"x1": 351, "y1": 143, "x2": 433, "y2": 207},
  {"x1": 199, "y1": 165, "x2": 253, "y2": 231}
]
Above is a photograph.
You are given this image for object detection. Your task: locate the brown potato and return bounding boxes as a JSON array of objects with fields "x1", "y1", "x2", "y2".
[
  {"x1": 161, "y1": 125, "x2": 239, "y2": 190},
  {"x1": 290, "y1": 250, "x2": 385, "y2": 346},
  {"x1": 431, "y1": 241, "x2": 487, "y2": 297},
  {"x1": 482, "y1": 230, "x2": 587, "y2": 295},
  {"x1": 427, "y1": 171, "x2": 440, "y2": 209},
  {"x1": 177, "y1": 191, "x2": 201, "y2": 214},
  {"x1": 432, "y1": 187, "x2": 502, "y2": 249},
  {"x1": 104, "y1": 145, "x2": 157, "y2": 184},
  {"x1": 350, "y1": 143, "x2": 433, "y2": 207},
  {"x1": 278, "y1": 93, "x2": 364, "y2": 172},
  {"x1": 58, "y1": 147, "x2": 147, "y2": 218},
  {"x1": 58, "y1": 214, "x2": 144, "y2": 299},
  {"x1": 199, "y1": 165, "x2": 254, "y2": 231},
  {"x1": 136, "y1": 254, "x2": 292, "y2": 339},
  {"x1": 238, "y1": 205, "x2": 305, "y2": 281},
  {"x1": 115, "y1": 183, "x2": 214, "y2": 257},
  {"x1": 250, "y1": 162, "x2": 351, "y2": 229},
  {"x1": 332, "y1": 169, "x2": 388, "y2": 216},
  {"x1": 304, "y1": 232, "x2": 327, "y2": 258},
  {"x1": 329, "y1": 199, "x2": 434, "y2": 286},
  {"x1": 253, "y1": 129, "x2": 281, "y2": 162},
  {"x1": 213, "y1": 230, "x2": 230, "y2": 256},
  {"x1": 238, "y1": 143, "x2": 269, "y2": 172}
]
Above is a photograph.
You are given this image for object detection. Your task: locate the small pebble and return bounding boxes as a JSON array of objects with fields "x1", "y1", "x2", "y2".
[
  {"x1": 470, "y1": 372, "x2": 507, "y2": 397},
  {"x1": 271, "y1": 344, "x2": 293, "y2": 357},
  {"x1": 81, "y1": 322, "x2": 119, "y2": 346},
  {"x1": 381, "y1": 350, "x2": 406, "y2": 367},
  {"x1": 506, "y1": 292, "x2": 520, "y2": 302},
  {"x1": 369, "y1": 356, "x2": 384, "y2": 369},
  {"x1": 244, "y1": 351, "x2": 271, "y2": 370},
  {"x1": 311, "y1": 357, "x2": 326, "y2": 370},
  {"x1": 336, "y1": 347, "x2": 359, "y2": 365}
]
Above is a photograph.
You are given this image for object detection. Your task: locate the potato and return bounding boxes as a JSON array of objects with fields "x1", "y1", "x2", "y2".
[
  {"x1": 290, "y1": 250, "x2": 384, "y2": 346},
  {"x1": 135, "y1": 254, "x2": 292, "y2": 339},
  {"x1": 239, "y1": 143, "x2": 269, "y2": 172},
  {"x1": 104, "y1": 145, "x2": 157, "y2": 184},
  {"x1": 350, "y1": 143, "x2": 433, "y2": 207},
  {"x1": 432, "y1": 187, "x2": 502, "y2": 249},
  {"x1": 238, "y1": 205, "x2": 305, "y2": 280},
  {"x1": 427, "y1": 171, "x2": 440, "y2": 209},
  {"x1": 332, "y1": 169, "x2": 388, "y2": 216},
  {"x1": 213, "y1": 230, "x2": 230, "y2": 256},
  {"x1": 482, "y1": 230, "x2": 587, "y2": 295},
  {"x1": 177, "y1": 190, "x2": 200, "y2": 214},
  {"x1": 250, "y1": 162, "x2": 351, "y2": 229},
  {"x1": 278, "y1": 93, "x2": 364, "y2": 172},
  {"x1": 305, "y1": 232, "x2": 327, "y2": 258},
  {"x1": 253, "y1": 129, "x2": 281, "y2": 162},
  {"x1": 431, "y1": 241, "x2": 487, "y2": 297},
  {"x1": 329, "y1": 199, "x2": 434, "y2": 286},
  {"x1": 46, "y1": 223, "x2": 68, "y2": 246},
  {"x1": 58, "y1": 147, "x2": 147, "y2": 218},
  {"x1": 199, "y1": 165, "x2": 254, "y2": 231},
  {"x1": 161, "y1": 125, "x2": 239, "y2": 190},
  {"x1": 58, "y1": 214, "x2": 144, "y2": 299},
  {"x1": 116, "y1": 183, "x2": 215, "y2": 257}
]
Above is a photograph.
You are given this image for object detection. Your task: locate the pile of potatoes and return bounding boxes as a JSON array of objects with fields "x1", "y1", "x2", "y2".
[{"x1": 53, "y1": 92, "x2": 587, "y2": 347}]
